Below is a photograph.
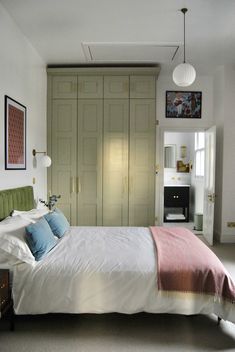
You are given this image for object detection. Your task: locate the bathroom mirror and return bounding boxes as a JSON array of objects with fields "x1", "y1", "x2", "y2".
[{"x1": 164, "y1": 144, "x2": 176, "y2": 168}]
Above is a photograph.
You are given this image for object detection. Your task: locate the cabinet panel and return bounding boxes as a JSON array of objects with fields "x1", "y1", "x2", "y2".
[
  {"x1": 103, "y1": 100, "x2": 129, "y2": 226},
  {"x1": 78, "y1": 76, "x2": 103, "y2": 98},
  {"x1": 48, "y1": 72, "x2": 157, "y2": 227},
  {"x1": 164, "y1": 186, "x2": 190, "y2": 222},
  {"x1": 129, "y1": 99, "x2": 156, "y2": 226},
  {"x1": 52, "y1": 76, "x2": 77, "y2": 99},
  {"x1": 130, "y1": 76, "x2": 156, "y2": 98},
  {"x1": 51, "y1": 100, "x2": 77, "y2": 224},
  {"x1": 77, "y1": 100, "x2": 103, "y2": 225},
  {"x1": 104, "y1": 76, "x2": 129, "y2": 98},
  {"x1": 164, "y1": 187, "x2": 189, "y2": 207}
]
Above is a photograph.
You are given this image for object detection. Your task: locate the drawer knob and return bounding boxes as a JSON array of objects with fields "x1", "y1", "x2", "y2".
[
  {"x1": 0, "y1": 284, "x2": 6, "y2": 289},
  {"x1": 1, "y1": 299, "x2": 6, "y2": 305}
]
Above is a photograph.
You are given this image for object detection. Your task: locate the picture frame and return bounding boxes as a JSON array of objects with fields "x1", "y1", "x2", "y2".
[
  {"x1": 166, "y1": 91, "x2": 202, "y2": 118},
  {"x1": 5, "y1": 95, "x2": 26, "y2": 170},
  {"x1": 177, "y1": 160, "x2": 190, "y2": 173}
]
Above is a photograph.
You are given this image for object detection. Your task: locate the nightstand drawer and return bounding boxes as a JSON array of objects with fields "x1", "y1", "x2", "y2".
[
  {"x1": 0, "y1": 269, "x2": 14, "y2": 330},
  {"x1": 164, "y1": 187, "x2": 189, "y2": 207},
  {"x1": 0, "y1": 270, "x2": 10, "y2": 311}
]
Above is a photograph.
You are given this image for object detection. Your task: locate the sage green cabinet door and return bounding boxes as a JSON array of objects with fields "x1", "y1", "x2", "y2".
[
  {"x1": 78, "y1": 76, "x2": 103, "y2": 98},
  {"x1": 129, "y1": 99, "x2": 156, "y2": 226},
  {"x1": 51, "y1": 99, "x2": 77, "y2": 225},
  {"x1": 103, "y1": 100, "x2": 129, "y2": 226},
  {"x1": 77, "y1": 100, "x2": 103, "y2": 225},
  {"x1": 130, "y1": 76, "x2": 156, "y2": 98},
  {"x1": 104, "y1": 76, "x2": 129, "y2": 98},
  {"x1": 52, "y1": 76, "x2": 77, "y2": 99}
]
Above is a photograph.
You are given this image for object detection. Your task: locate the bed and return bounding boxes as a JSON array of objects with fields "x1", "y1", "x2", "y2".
[{"x1": 0, "y1": 186, "x2": 235, "y2": 324}]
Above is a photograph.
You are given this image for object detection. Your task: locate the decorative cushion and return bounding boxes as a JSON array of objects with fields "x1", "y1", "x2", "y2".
[
  {"x1": 44, "y1": 208, "x2": 70, "y2": 238},
  {"x1": 0, "y1": 215, "x2": 35, "y2": 264},
  {"x1": 25, "y1": 218, "x2": 57, "y2": 261}
]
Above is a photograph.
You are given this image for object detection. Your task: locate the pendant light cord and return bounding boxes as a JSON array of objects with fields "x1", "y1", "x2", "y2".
[{"x1": 181, "y1": 8, "x2": 188, "y2": 64}]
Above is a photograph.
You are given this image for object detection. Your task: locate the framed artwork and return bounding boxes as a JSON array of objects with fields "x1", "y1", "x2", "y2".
[
  {"x1": 166, "y1": 91, "x2": 202, "y2": 118},
  {"x1": 177, "y1": 160, "x2": 190, "y2": 173},
  {"x1": 5, "y1": 95, "x2": 26, "y2": 170}
]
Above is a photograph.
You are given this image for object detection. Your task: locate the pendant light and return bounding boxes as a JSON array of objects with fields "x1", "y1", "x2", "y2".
[{"x1": 173, "y1": 8, "x2": 196, "y2": 87}]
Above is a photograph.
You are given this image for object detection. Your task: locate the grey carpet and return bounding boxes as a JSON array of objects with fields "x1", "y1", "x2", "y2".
[{"x1": 1, "y1": 313, "x2": 235, "y2": 352}]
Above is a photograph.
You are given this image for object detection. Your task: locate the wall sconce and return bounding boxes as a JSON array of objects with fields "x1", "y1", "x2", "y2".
[
  {"x1": 180, "y1": 145, "x2": 187, "y2": 159},
  {"x1": 32, "y1": 149, "x2": 52, "y2": 168}
]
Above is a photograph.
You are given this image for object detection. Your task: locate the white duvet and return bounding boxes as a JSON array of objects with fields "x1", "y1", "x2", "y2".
[{"x1": 12, "y1": 226, "x2": 235, "y2": 322}]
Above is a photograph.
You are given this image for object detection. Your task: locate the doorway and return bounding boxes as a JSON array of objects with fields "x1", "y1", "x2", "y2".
[
  {"x1": 158, "y1": 126, "x2": 216, "y2": 245},
  {"x1": 162, "y1": 130, "x2": 204, "y2": 233}
]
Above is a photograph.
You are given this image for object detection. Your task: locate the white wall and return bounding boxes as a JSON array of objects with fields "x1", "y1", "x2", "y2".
[
  {"x1": 156, "y1": 74, "x2": 214, "y2": 224},
  {"x1": 0, "y1": 4, "x2": 47, "y2": 203},
  {"x1": 218, "y1": 66, "x2": 235, "y2": 242},
  {"x1": 157, "y1": 75, "x2": 214, "y2": 129},
  {"x1": 213, "y1": 66, "x2": 225, "y2": 240}
]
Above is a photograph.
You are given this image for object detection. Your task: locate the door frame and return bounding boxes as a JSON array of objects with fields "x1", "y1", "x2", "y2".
[{"x1": 157, "y1": 126, "x2": 207, "y2": 226}]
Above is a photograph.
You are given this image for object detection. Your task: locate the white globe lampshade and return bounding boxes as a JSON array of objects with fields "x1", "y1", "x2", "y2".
[
  {"x1": 173, "y1": 63, "x2": 196, "y2": 87},
  {"x1": 41, "y1": 155, "x2": 52, "y2": 168}
]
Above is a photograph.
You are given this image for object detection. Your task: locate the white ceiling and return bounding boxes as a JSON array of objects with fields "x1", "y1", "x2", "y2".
[{"x1": 1, "y1": 0, "x2": 235, "y2": 75}]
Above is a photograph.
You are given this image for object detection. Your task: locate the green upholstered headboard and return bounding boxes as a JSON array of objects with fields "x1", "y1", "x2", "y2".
[{"x1": 0, "y1": 186, "x2": 34, "y2": 220}]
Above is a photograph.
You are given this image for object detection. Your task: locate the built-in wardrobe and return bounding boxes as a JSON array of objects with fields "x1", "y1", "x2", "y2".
[{"x1": 47, "y1": 67, "x2": 159, "y2": 226}]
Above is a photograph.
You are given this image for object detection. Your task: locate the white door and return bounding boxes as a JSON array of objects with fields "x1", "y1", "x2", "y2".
[{"x1": 203, "y1": 126, "x2": 216, "y2": 245}]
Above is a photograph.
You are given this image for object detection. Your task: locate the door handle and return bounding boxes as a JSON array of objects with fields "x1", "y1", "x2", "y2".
[
  {"x1": 122, "y1": 177, "x2": 125, "y2": 194},
  {"x1": 207, "y1": 193, "x2": 215, "y2": 203},
  {"x1": 129, "y1": 176, "x2": 133, "y2": 193},
  {"x1": 124, "y1": 176, "x2": 128, "y2": 193},
  {"x1": 70, "y1": 177, "x2": 76, "y2": 194},
  {"x1": 77, "y1": 177, "x2": 81, "y2": 193}
]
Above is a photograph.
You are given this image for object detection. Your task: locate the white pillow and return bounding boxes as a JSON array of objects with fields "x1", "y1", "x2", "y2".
[
  {"x1": 0, "y1": 248, "x2": 21, "y2": 267},
  {"x1": 12, "y1": 208, "x2": 49, "y2": 220},
  {"x1": 0, "y1": 215, "x2": 36, "y2": 264}
]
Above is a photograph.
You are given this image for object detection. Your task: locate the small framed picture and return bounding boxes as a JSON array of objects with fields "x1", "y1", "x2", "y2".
[
  {"x1": 5, "y1": 95, "x2": 26, "y2": 170},
  {"x1": 166, "y1": 91, "x2": 202, "y2": 118}
]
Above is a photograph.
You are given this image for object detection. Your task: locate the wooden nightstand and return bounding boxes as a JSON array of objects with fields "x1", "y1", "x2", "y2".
[{"x1": 0, "y1": 269, "x2": 14, "y2": 331}]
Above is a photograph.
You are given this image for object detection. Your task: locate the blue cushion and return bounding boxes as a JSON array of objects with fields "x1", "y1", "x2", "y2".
[
  {"x1": 44, "y1": 208, "x2": 70, "y2": 238},
  {"x1": 25, "y1": 218, "x2": 57, "y2": 261}
]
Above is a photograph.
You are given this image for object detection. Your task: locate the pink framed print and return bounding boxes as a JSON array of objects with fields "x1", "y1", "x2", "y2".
[{"x1": 5, "y1": 95, "x2": 26, "y2": 170}]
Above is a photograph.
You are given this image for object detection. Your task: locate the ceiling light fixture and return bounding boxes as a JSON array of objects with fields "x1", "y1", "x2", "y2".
[{"x1": 173, "y1": 8, "x2": 196, "y2": 87}]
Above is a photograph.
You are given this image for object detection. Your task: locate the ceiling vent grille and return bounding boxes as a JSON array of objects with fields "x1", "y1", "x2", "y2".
[{"x1": 82, "y1": 42, "x2": 181, "y2": 63}]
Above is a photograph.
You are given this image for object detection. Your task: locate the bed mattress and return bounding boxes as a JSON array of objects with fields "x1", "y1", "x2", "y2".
[{"x1": 12, "y1": 226, "x2": 235, "y2": 322}]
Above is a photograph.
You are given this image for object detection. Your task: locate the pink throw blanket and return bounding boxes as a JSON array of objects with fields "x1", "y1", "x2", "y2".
[{"x1": 150, "y1": 226, "x2": 235, "y2": 303}]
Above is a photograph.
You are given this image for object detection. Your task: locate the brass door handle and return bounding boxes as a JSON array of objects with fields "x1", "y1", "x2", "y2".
[
  {"x1": 70, "y1": 177, "x2": 76, "y2": 194},
  {"x1": 77, "y1": 177, "x2": 81, "y2": 193},
  {"x1": 129, "y1": 176, "x2": 133, "y2": 193},
  {"x1": 207, "y1": 193, "x2": 215, "y2": 203},
  {"x1": 122, "y1": 176, "x2": 128, "y2": 194}
]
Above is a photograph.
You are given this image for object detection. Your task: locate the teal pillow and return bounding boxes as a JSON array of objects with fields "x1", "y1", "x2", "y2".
[
  {"x1": 44, "y1": 208, "x2": 70, "y2": 238},
  {"x1": 25, "y1": 218, "x2": 57, "y2": 261}
]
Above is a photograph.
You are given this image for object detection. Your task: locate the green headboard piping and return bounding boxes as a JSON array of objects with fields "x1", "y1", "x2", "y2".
[{"x1": 0, "y1": 186, "x2": 34, "y2": 220}]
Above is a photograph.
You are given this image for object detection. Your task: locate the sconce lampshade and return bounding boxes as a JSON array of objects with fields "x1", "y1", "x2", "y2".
[
  {"x1": 173, "y1": 63, "x2": 196, "y2": 87},
  {"x1": 41, "y1": 155, "x2": 52, "y2": 168}
]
